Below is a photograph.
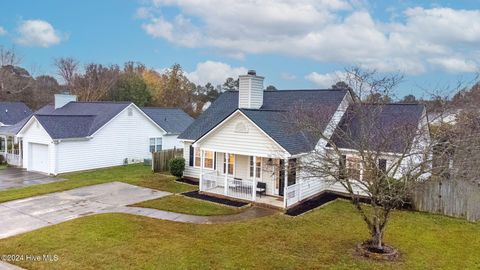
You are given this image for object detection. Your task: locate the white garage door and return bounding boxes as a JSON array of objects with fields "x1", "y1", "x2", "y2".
[{"x1": 29, "y1": 143, "x2": 49, "y2": 173}]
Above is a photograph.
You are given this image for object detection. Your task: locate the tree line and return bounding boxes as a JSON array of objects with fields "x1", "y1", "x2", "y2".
[{"x1": 0, "y1": 47, "x2": 279, "y2": 116}]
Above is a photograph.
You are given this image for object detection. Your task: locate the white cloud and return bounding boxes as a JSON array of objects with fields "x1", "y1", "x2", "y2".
[
  {"x1": 0, "y1": 26, "x2": 6, "y2": 36},
  {"x1": 185, "y1": 60, "x2": 247, "y2": 86},
  {"x1": 305, "y1": 71, "x2": 346, "y2": 88},
  {"x1": 139, "y1": 1, "x2": 480, "y2": 74},
  {"x1": 15, "y1": 20, "x2": 63, "y2": 47}
]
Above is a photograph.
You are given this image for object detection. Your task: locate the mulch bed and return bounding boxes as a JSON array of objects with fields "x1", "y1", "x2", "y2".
[
  {"x1": 182, "y1": 191, "x2": 249, "y2": 207},
  {"x1": 285, "y1": 192, "x2": 371, "y2": 216},
  {"x1": 175, "y1": 178, "x2": 199, "y2": 186}
]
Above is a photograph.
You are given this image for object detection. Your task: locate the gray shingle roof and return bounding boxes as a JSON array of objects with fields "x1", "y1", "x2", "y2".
[
  {"x1": 33, "y1": 102, "x2": 131, "y2": 139},
  {"x1": 179, "y1": 89, "x2": 349, "y2": 154},
  {"x1": 330, "y1": 104, "x2": 425, "y2": 153},
  {"x1": 0, "y1": 102, "x2": 32, "y2": 125},
  {"x1": 141, "y1": 108, "x2": 194, "y2": 135}
]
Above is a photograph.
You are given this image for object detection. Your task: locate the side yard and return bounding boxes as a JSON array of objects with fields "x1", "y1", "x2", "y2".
[{"x1": 0, "y1": 200, "x2": 478, "y2": 270}]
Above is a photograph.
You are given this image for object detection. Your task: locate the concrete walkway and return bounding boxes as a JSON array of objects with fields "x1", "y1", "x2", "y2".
[
  {"x1": 0, "y1": 182, "x2": 277, "y2": 240},
  {"x1": 111, "y1": 205, "x2": 277, "y2": 224}
]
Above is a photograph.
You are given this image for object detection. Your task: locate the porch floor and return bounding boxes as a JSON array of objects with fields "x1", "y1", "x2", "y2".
[{"x1": 204, "y1": 186, "x2": 284, "y2": 208}]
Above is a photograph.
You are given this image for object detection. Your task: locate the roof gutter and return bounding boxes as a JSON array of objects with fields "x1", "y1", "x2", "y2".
[{"x1": 53, "y1": 136, "x2": 93, "y2": 143}]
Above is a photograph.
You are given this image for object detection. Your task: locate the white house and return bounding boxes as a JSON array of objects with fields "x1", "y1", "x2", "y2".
[
  {"x1": 178, "y1": 71, "x2": 429, "y2": 209},
  {"x1": 14, "y1": 94, "x2": 193, "y2": 175}
]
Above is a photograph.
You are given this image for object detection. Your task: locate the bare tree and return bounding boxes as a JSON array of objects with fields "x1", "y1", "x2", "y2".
[
  {"x1": 69, "y1": 63, "x2": 120, "y2": 101},
  {"x1": 0, "y1": 46, "x2": 21, "y2": 66},
  {"x1": 286, "y1": 67, "x2": 439, "y2": 256},
  {"x1": 54, "y1": 57, "x2": 79, "y2": 87}
]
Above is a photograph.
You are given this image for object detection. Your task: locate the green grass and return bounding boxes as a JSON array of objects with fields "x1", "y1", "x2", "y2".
[
  {"x1": 0, "y1": 164, "x2": 6, "y2": 170},
  {"x1": 132, "y1": 195, "x2": 245, "y2": 216},
  {"x1": 0, "y1": 164, "x2": 197, "y2": 203},
  {"x1": 0, "y1": 200, "x2": 478, "y2": 270}
]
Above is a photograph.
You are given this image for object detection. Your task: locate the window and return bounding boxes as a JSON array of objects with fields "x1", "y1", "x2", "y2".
[
  {"x1": 194, "y1": 149, "x2": 214, "y2": 169},
  {"x1": 347, "y1": 156, "x2": 361, "y2": 180},
  {"x1": 194, "y1": 148, "x2": 201, "y2": 167},
  {"x1": 204, "y1": 151, "x2": 214, "y2": 169},
  {"x1": 249, "y1": 156, "x2": 262, "y2": 178},
  {"x1": 288, "y1": 158, "x2": 297, "y2": 186},
  {"x1": 0, "y1": 137, "x2": 5, "y2": 152},
  {"x1": 339, "y1": 155, "x2": 347, "y2": 180},
  {"x1": 149, "y1": 137, "x2": 162, "y2": 153},
  {"x1": 189, "y1": 146, "x2": 194, "y2": 166},
  {"x1": 378, "y1": 159, "x2": 387, "y2": 173},
  {"x1": 223, "y1": 154, "x2": 235, "y2": 175}
]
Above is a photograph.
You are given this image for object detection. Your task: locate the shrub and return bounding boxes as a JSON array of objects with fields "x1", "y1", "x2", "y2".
[
  {"x1": 0, "y1": 155, "x2": 4, "y2": 164},
  {"x1": 169, "y1": 157, "x2": 185, "y2": 179}
]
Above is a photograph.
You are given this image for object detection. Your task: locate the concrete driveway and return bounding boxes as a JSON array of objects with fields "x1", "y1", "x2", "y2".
[
  {"x1": 0, "y1": 168, "x2": 63, "y2": 190},
  {"x1": 0, "y1": 182, "x2": 170, "y2": 239}
]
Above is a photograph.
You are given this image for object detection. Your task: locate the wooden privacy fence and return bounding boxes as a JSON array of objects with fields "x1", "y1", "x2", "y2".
[
  {"x1": 152, "y1": 148, "x2": 183, "y2": 172},
  {"x1": 412, "y1": 179, "x2": 480, "y2": 222}
]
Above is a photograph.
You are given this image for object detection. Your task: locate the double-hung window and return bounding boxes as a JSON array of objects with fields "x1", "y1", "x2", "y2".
[
  {"x1": 149, "y1": 137, "x2": 163, "y2": 152},
  {"x1": 223, "y1": 154, "x2": 235, "y2": 175},
  {"x1": 249, "y1": 156, "x2": 261, "y2": 178},
  {"x1": 194, "y1": 148, "x2": 214, "y2": 169}
]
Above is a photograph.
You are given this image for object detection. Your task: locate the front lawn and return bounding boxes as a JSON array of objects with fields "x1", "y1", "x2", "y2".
[
  {"x1": 132, "y1": 195, "x2": 246, "y2": 216},
  {"x1": 1, "y1": 200, "x2": 478, "y2": 270},
  {"x1": 0, "y1": 164, "x2": 197, "y2": 203}
]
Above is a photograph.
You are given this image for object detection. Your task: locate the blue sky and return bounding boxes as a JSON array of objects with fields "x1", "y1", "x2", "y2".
[{"x1": 0, "y1": 0, "x2": 479, "y2": 98}]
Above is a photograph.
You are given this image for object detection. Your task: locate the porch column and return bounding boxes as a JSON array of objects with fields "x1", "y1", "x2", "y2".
[
  {"x1": 224, "y1": 153, "x2": 229, "y2": 194},
  {"x1": 283, "y1": 157, "x2": 289, "y2": 208},
  {"x1": 199, "y1": 149, "x2": 204, "y2": 191},
  {"x1": 252, "y1": 156, "x2": 257, "y2": 201}
]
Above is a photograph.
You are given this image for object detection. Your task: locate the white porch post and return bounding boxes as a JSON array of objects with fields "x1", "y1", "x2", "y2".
[
  {"x1": 224, "y1": 152, "x2": 229, "y2": 195},
  {"x1": 283, "y1": 157, "x2": 289, "y2": 208},
  {"x1": 199, "y1": 149, "x2": 204, "y2": 191},
  {"x1": 252, "y1": 156, "x2": 257, "y2": 201}
]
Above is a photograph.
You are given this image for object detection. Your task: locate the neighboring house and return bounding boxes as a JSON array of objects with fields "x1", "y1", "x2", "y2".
[
  {"x1": 12, "y1": 94, "x2": 193, "y2": 175},
  {"x1": 0, "y1": 102, "x2": 32, "y2": 165},
  {"x1": 178, "y1": 71, "x2": 428, "y2": 209}
]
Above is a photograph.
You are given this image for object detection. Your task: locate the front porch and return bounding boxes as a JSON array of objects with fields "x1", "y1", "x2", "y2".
[
  {"x1": 197, "y1": 151, "x2": 298, "y2": 209},
  {"x1": 0, "y1": 135, "x2": 22, "y2": 167}
]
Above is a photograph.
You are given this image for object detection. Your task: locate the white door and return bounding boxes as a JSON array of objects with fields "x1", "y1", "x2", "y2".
[{"x1": 29, "y1": 143, "x2": 49, "y2": 173}]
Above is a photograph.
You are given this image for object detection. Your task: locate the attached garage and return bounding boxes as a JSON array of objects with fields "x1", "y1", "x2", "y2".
[{"x1": 29, "y1": 143, "x2": 49, "y2": 173}]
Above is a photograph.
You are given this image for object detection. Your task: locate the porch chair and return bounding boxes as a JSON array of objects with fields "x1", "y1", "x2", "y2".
[{"x1": 256, "y1": 182, "x2": 267, "y2": 197}]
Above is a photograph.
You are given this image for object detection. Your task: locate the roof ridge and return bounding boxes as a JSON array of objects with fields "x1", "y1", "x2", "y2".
[
  {"x1": 35, "y1": 114, "x2": 96, "y2": 117},
  {"x1": 71, "y1": 101, "x2": 132, "y2": 104}
]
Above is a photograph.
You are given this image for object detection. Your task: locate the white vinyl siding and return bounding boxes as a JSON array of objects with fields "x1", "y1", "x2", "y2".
[
  {"x1": 197, "y1": 113, "x2": 285, "y2": 158},
  {"x1": 55, "y1": 105, "x2": 167, "y2": 174},
  {"x1": 183, "y1": 141, "x2": 200, "y2": 178}
]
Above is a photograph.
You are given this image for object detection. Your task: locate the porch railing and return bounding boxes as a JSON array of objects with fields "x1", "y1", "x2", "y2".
[
  {"x1": 227, "y1": 178, "x2": 253, "y2": 201},
  {"x1": 201, "y1": 171, "x2": 254, "y2": 201},
  {"x1": 285, "y1": 183, "x2": 300, "y2": 207},
  {"x1": 6, "y1": 150, "x2": 22, "y2": 167}
]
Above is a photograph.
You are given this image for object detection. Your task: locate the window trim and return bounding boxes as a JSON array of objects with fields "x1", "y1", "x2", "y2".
[
  {"x1": 149, "y1": 137, "x2": 163, "y2": 153},
  {"x1": 249, "y1": 156, "x2": 262, "y2": 179},
  {"x1": 194, "y1": 148, "x2": 215, "y2": 170},
  {"x1": 223, "y1": 153, "x2": 235, "y2": 175}
]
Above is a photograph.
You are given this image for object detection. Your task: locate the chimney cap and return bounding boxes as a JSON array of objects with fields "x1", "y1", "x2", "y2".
[{"x1": 247, "y1": 70, "x2": 256, "y2": 76}]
